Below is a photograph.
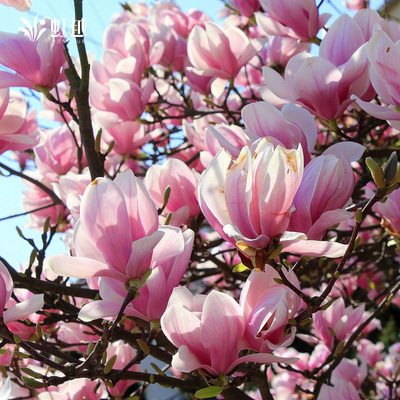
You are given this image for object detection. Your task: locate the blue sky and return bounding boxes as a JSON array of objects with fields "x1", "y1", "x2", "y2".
[{"x1": 0, "y1": 0, "x2": 384, "y2": 268}]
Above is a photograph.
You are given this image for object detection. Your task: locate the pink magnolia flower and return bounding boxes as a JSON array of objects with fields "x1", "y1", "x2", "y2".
[
  {"x1": 34, "y1": 123, "x2": 82, "y2": 181},
  {"x1": 261, "y1": 35, "x2": 311, "y2": 68},
  {"x1": 357, "y1": 339, "x2": 384, "y2": 368},
  {"x1": 288, "y1": 143, "x2": 365, "y2": 239},
  {"x1": 145, "y1": 158, "x2": 200, "y2": 226},
  {"x1": 0, "y1": 89, "x2": 39, "y2": 154},
  {"x1": 149, "y1": 2, "x2": 210, "y2": 38},
  {"x1": 332, "y1": 358, "x2": 367, "y2": 390},
  {"x1": 90, "y1": 77, "x2": 154, "y2": 128},
  {"x1": 313, "y1": 297, "x2": 368, "y2": 349},
  {"x1": 345, "y1": 0, "x2": 364, "y2": 10},
  {"x1": 188, "y1": 22, "x2": 259, "y2": 95},
  {"x1": 318, "y1": 380, "x2": 360, "y2": 400},
  {"x1": 198, "y1": 138, "x2": 347, "y2": 258},
  {"x1": 0, "y1": 261, "x2": 43, "y2": 325},
  {"x1": 0, "y1": 0, "x2": 30, "y2": 11},
  {"x1": 260, "y1": 48, "x2": 370, "y2": 120},
  {"x1": 21, "y1": 174, "x2": 70, "y2": 231},
  {"x1": 78, "y1": 227, "x2": 193, "y2": 322},
  {"x1": 56, "y1": 169, "x2": 91, "y2": 227},
  {"x1": 255, "y1": 0, "x2": 331, "y2": 41},
  {"x1": 106, "y1": 341, "x2": 141, "y2": 397},
  {"x1": 227, "y1": 0, "x2": 260, "y2": 18},
  {"x1": 151, "y1": 25, "x2": 187, "y2": 72},
  {"x1": 103, "y1": 121, "x2": 162, "y2": 156},
  {"x1": 0, "y1": 23, "x2": 67, "y2": 90},
  {"x1": 355, "y1": 30, "x2": 400, "y2": 129},
  {"x1": 160, "y1": 286, "x2": 297, "y2": 375},
  {"x1": 372, "y1": 181, "x2": 400, "y2": 235},
  {"x1": 201, "y1": 124, "x2": 250, "y2": 168},
  {"x1": 46, "y1": 170, "x2": 194, "y2": 290},
  {"x1": 239, "y1": 268, "x2": 301, "y2": 353},
  {"x1": 242, "y1": 102, "x2": 317, "y2": 164}
]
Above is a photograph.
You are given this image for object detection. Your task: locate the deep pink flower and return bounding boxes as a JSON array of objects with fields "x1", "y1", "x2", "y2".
[
  {"x1": 0, "y1": 23, "x2": 67, "y2": 90},
  {"x1": 288, "y1": 143, "x2": 365, "y2": 239},
  {"x1": 256, "y1": 0, "x2": 331, "y2": 41}
]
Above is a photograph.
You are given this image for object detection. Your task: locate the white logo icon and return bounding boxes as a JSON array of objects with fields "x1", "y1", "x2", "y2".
[{"x1": 19, "y1": 15, "x2": 46, "y2": 42}]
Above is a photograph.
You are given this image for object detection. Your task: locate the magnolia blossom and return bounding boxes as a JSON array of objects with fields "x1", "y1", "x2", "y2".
[
  {"x1": 0, "y1": 261, "x2": 43, "y2": 325},
  {"x1": 242, "y1": 102, "x2": 317, "y2": 164},
  {"x1": 256, "y1": 0, "x2": 331, "y2": 41},
  {"x1": 260, "y1": 48, "x2": 370, "y2": 121},
  {"x1": 240, "y1": 268, "x2": 301, "y2": 353},
  {"x1": 188, "y1": 21, "x2": 259, "y2": 96},
  {"x1": 199, "y1": 138, "x2": 347, "y2": 258},
  {"x1": 0, "y1": 0, "x2": 30, "y2": 10},
  {"x1": 288, "y1": 143, "x2": 365, "y2": 239},
  {"x1": 160, "y1": 286, "x2": 297, "y2": 375},
  {"x1": 45, "y1": 170, "x2": 194, "y2": 286},
  {"x1": 355, "y1": 30, "x2": 400, "y2": 129},
  {"x1": 0, "y1": 89, "x2": 39, "y2": 154},
  {"x1": 145, "y1": 158, "x2": 201, "y2": 226},
  {"x1": 318, "y1": 380, "x2": 360, "y2": 400},
  {"x1": 0, "y1": 23, "x2": 66, "y2": 90},
  {"x1": 313, "y1": 297, "x2": 369, "y2": 349},
  {"x1": 78, "y1": 227, "x2": 194, "y2": 322},
  {"x1": 372, "y1": 182, "x2": 400, "y2": 235}
]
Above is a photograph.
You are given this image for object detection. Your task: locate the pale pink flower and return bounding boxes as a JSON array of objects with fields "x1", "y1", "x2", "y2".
[
  {"x1": 107, "y1": 341, "x2": 141, "y2": 397},
  {"x1": 313, "y1": 297, "x2": 367, "y2": 349},
  {"x1": 188, "y1": 22, "x2": 259, "y2": 95},
  {"x1": 355, "y1": 30, "x2": 400, "y2": 129},
  {"x1": 160, "y1": 286, "x2": 297, "y2": 375},
  {"x1": 373, "y1": 182, "x2": 400, "y2": 235},
  {"x1": 332, "y1": 358, "x2": 367, "y2": 390},
  {"x1": 149, "y1": 2, "x2": 210, "y2": 38},
  {"x1": 318, "y1": 380, "x2": 360, "y2": 400},
  {"x1": 34, "y1": 123, "x2": 82, "y2": 181},
  {"x1": 198, "y1": 138, "x2": 347, "y2": 258},
  {"x1": 0, "y1": 261, "x2": 43, "y2": 325},
  {"x1": 261, "y1": 35, "x2": 311, "y2": 68},
  {"x1": 345, "y1": 0, "x2": 365, "y2": 10},
  {"x1": 78, "y1": 227, "x2": 194, "y2": 322},
  {"x1": 0, "y1": 0, "x2": 30, "y2": 11},
  {"x1": 242, "y1": 102, "x2": 317, "y2": 164},
  {"x1": 239, "y1": 268, "x2": 301, "y2": 353},
  {"x1": 0, "y1": 89, "x2": 39, "y2": 154},
  {"x1": 145, "y1": 158, "x2": 200, "y2": 226},
  {"x1": 103, "y1": 121, "x2": 162, "y2": 156},
  {"x1": 21, "y1": 174, "x2": 69, "y2": 231},
  {"x1": 357, "y1": 339, "x2": 384, "y2": 368},
  {"x1": 151, "y1": 25, "x2": 187, "y2": 71}
]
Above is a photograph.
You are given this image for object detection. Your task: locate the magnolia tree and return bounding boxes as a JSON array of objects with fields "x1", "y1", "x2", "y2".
[{"x1": 1, "y1": 0, "x2": 400, "y2": 398}]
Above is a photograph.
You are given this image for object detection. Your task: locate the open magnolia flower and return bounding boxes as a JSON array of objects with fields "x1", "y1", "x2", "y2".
[
  {"x1": 198, "y1": 138, "x2": 347, "y2": 259},
  {"x1": 0, "y1": 261, "x2": 43, "y2": 325},
  {"x1": 160, "y1": 286, "x2": 298, "y2": 376}
]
